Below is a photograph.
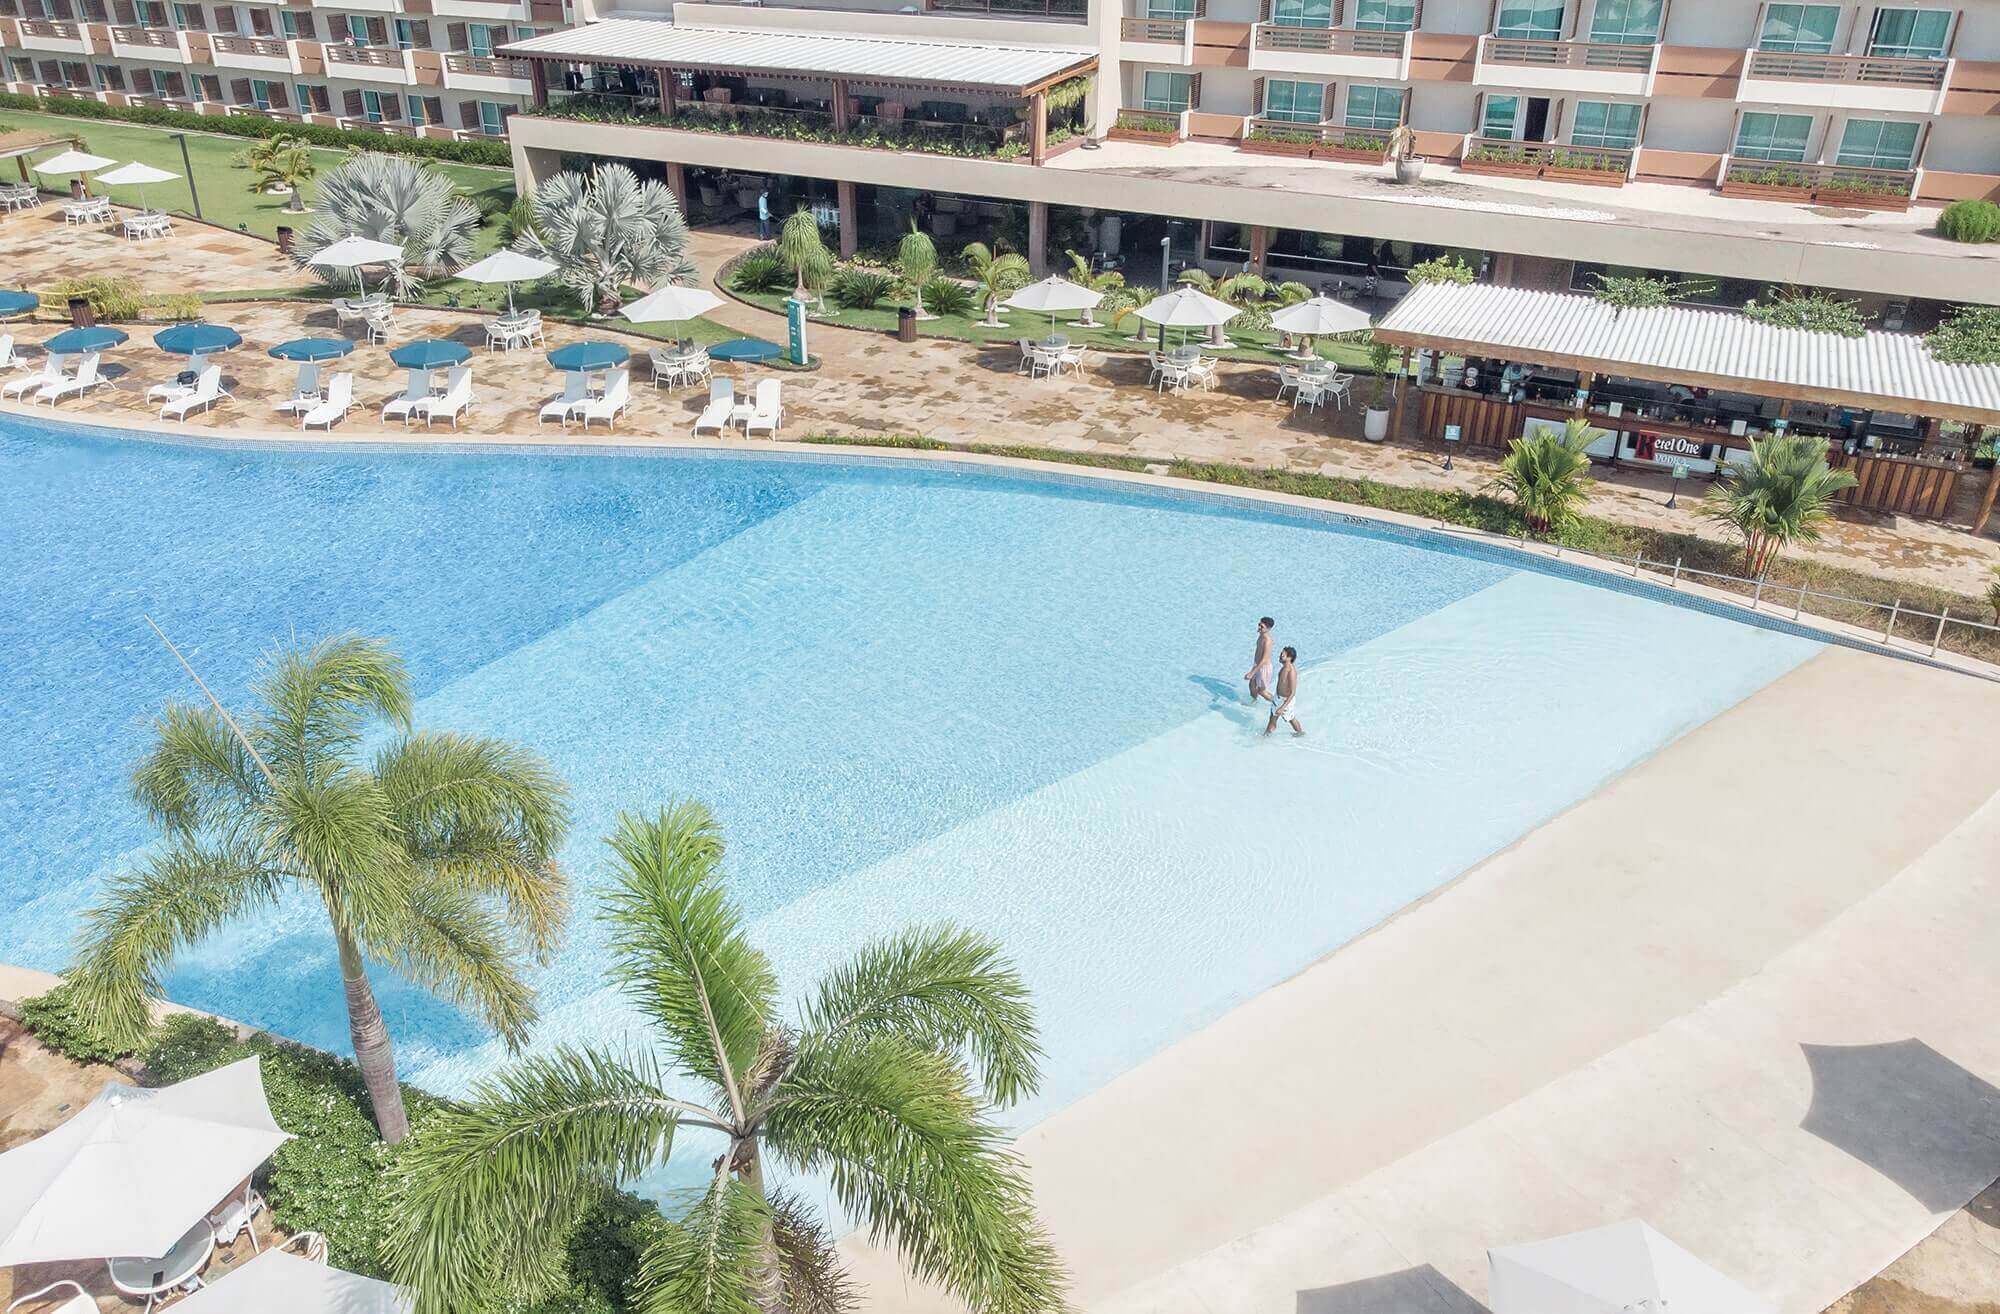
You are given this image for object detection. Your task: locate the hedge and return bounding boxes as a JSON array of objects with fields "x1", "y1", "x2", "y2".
[{"x1": 0, "y1": 93, "x2": 513, "y2": 168}]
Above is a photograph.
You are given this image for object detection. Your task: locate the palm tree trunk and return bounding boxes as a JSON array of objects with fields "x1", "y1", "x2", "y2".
[
  {"x1": 735, "y1": 1137, "x2": 785, "y2": 1313},
  {"x1": 337, "y1": 928, "x2": 411, "y2": 1143}
]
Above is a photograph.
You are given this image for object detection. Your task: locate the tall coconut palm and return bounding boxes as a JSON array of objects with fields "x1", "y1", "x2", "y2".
[
  {"x1": 1700, "y1": 432, "x2": 1857, "y2": 574},
  {"x1": 236, "y1": 134, "x2": 316, "y2": 212},
  {"x1": 962, "y1": 242, "x2": 1031, "y2": 329},
  {"x1": 66, "y1": 633, "x2": 570, "y2": 1143},
  {"x1": 1490, "y1": 416, "x2": 1599, "y2": 534},
  {"x1": 525, "y1": 163, "x2": 696, "y2": 317},
  {"x1": 387, "y1": 803, "x2": 1065, "y2": 1314},
  {"x1": 291, "y1": 152, "x2": 480, "y2": 298}
]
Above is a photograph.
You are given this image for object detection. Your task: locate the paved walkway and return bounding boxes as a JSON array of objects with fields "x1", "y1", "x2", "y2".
[{"x1": 841, "y1": 645, "x2": 2000, "y2": 1314}]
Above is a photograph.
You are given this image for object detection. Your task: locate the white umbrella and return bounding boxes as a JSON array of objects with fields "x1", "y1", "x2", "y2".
[
  {"x1": 1269, "y1": 295, "x2": 1374, "y2": 361},
  {"x1": 0, "y1": 1058, "x2": 292, "y2": 1266},
  {"x1": 95, "y1": 161, "x2": 181, "y2": 214},
  {"x1": 171, "y1": 1247, "x2": 410, "y2": 1314},
  {"x1": 1134, "y1": 285, "x2": 1239, "y2": 348},
  {"x1": 621, "y1": 283, "x2": 724, "y2": 325},
  {"x1": 1003, "y1": 275, "x2": 1104, "y2": 331},
  {"x1": 308, "y1": 235, "x2": 407, "y2": 297},
  {"x1": 454, "y1": 248, "x2": 558, "y2": 315},
  {"x1": 1489, "y1": 1221, "x2": 1772, "y2": 1314},
  {"x1": 32, "y1": 148, "x2": 117, "y2": 177}
]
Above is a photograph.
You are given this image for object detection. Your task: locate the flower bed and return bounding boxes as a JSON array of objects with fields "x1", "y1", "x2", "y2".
[{"x1": 1108, "y1": 110, "x2": 1181, "y2": 144}]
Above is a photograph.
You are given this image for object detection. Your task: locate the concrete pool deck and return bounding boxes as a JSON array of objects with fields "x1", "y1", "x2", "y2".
[{"x1": 839, "y1": 643, "x2": 2000, "y2": 1314}]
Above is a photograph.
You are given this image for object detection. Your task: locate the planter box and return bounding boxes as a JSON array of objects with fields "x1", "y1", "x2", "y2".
[
  {"x1": 1108, "y1": 125, "x2": 1179, "y2": 145},
  {"x1": 1240, "y1": 135, "x2": 1316, "y2": 158},
  {"x1": 1040, "y1": 133, "x2": 1087, "y2": 161},
  {"x1": 1812, "y1": 187, "x2": 1910, "y2": 211},
  {"x1": 1542, "y1": 164, "x2": 1626, "y2": 187},
  {"x1": 1314, "y1": 143, "x2": 1387, "y2": 164},
  {"x1": 1459, "y1": 156, "x2": 1538, "y2": 178},
  {"x1": 1718, "y1": 179, "x2": 1814, "y2": 202}
]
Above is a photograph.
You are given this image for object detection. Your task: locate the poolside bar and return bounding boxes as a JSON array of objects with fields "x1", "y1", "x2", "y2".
[{"x1": 1373, "y1": 285, "x2": 2000, "y2": 526}]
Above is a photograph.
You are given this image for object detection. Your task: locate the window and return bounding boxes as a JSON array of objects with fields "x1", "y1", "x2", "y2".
[
  {"x1": 1345, "y1": 84, "x2": 1404, "y2": 129},
  {"x1": 361, "y1": 87, "x2": 390, "y2": 121},
  {"x1": 406, "y1": 92, "x2": 428, "y2": 122},
  {"x1": 1867, "y1": 7, "x2": 1949, "y2": 58},
  {"x1": 1834, "y1": 117, "x2": 1920, "y2": 169},
  {"x1": 1756, "y1": 3, "x2": 1839, "y2": 52},
  {"x1": 278, "y1": 9, "x2": 309, "y2": 38},
  {"x1": 134, "y1": 0, "x2": 164, "y2": 24},
  {"x1": 1140, "y1": 70, "x2": 1194, "y2": 111},
  {"x1": 478, "y1": 99, "x2": 506, "y2": 135},
  {"x1": 466, "y1": 20, "x2": 501, "y2": 52},
  {"x1": 1349, "y1": 0, "x2": 1416, "y2": 30},
  {"x1": 1585, "y1": 0, "x2": 1660, "y2": 44},
  {"x1": 295, "y1": 82, "x2": 325, "y2": 112},
  {"x1": 1569, "y1": 100, "x2": 1640, "y2": 148},
  {"x1": 250, "y1": 77, "x2": 279, "y2": 106},
  {"x1": 1494, "y1": 1, "x2": 1562, "y2": 39},
  {"x1": 93, "y1": 62, "x2": 125, "y2": 89},
  {"x1": 1262, "y1": 79, "x2": 1323, "y2": 123},
  {"x1": 1480, "y1": 93, "x2": 1521, "y2": 139},
  {"x1": 1732, "y1": 110, "x2": 1812, "y2": 161},
  {"x1": 391, "y1": 17, "x2": 422, "y2": 47},
  {"x1": 1268, "y1": 0, "x2": 1334, "y2": 28},
  {"x1": 170, "y1": 2, "x2": 199, "y2": 28}
]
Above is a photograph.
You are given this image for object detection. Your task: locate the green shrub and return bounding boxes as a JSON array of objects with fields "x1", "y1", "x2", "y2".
[
  {"x1": 1938, "y1": 198, "x2": 2000, "y2": 243},
  {"x1": 1926, "y1": 304, "x2": 2000, "y2": 365},
  {"x1": 728, "y1": 250, "x2": 789, "y2": 295},
  {"x1": 138, "y1": 1013, "x2": 240, "y2": 1082},
  {"x1": 1405, "y1": 255, "x2": 1475, "y2": 286},
  {"x1": 19, "y1": 983, "x2": 128, "y2": 1064},
  {"x1": 831, "y1": 268, "x2": 896, "y2": 310},
  {"x1": 42, "y1": 275, "x2": 145, "y2": 320},
  {"x1": 1743, "y1": 289, "x2": 1868, "y2": 337},
  {"x1": 921, "y1": 276, "x2": 975, "y2": 317}
]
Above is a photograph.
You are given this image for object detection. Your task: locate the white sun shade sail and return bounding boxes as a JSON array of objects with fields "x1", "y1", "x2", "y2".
[
  {"x1": 454, "y1": 249, "x2": 558, "y2": 286},
  {"x1": 0, "y1": 1058, "x2": 292, "y2": 1266},
  {"x1": 1134, "y1": 286, "x2": 1240, "y2": 329},
  {"x1": 1002, "y1": 276, "x2": 1104, "y2": 315},
  {"x1": 171, "y1": 1247, "x2": 411, "y2": 1314},
  {"x1": 32, "y1": 149, "x2": 117, "y2": 175},
  {"x1": 621, "y1": 283, "x2": 725, "y2": 323},
  {"x1": 1269, "y1": 296, "x2": 1373, "y2": 337},
  {"x1": 308, "y1": 235, "x2": 407, "y2": 269},
  {"x1": 94, "y1": 162, "x2": 182, "y2": 187},
  {"x1": 1489, "y1": 1221, "x2": 1772, "y2": 1314}
]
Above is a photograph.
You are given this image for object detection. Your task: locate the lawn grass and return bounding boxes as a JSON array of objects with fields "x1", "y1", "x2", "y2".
[{"x1": 0, "y1": 109, "x2": 515, "y2": 245}]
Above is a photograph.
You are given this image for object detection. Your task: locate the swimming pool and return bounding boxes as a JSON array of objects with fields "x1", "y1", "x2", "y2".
[{"x1": 1, "y1": 414, "x2": 1821, "y2": 1159}]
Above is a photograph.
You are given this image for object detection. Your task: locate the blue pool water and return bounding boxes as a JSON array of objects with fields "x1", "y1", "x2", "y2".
[{"x1": 1, "y1": 414, "x2": 1822, "y2": 1180}]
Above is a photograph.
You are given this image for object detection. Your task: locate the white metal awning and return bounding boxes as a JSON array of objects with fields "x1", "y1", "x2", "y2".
[
  {"x1": 502, "y1": 19, "x2": 1095, "y2": 93},
  {"x1": 1375, "y1": 282, "x2": 2000, "y2": 424}
]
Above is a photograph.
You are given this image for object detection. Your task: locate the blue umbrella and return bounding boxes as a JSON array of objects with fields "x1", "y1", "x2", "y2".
[
  {"x1": 389, "y1": 338, "x2": 471, "y2": 370},
  {"x1": 153, "y1": 323, "x2": 243, "y2": 357},
  {"x1": 0, "y1": 289, "x2": 38, "y2": 318},
  {"x1": 709, "y1": 337, "x2": 784, "y2": 364},
  {"x1": 545, "y1": 341, "x2": 629, "y2": 372},
  {"x1": 45, "y1": 326, "x2": 128, "y2": 354},
  {"x1": 269, "y1": 337, "x2": 357, "y2": 363}
]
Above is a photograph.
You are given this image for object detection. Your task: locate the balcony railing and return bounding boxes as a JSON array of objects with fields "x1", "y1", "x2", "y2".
[
  {"x1": 19, "y1": 18, "x2": 84, "y2": 38},
  {"x1": 1254, "y1": 24, "x2": 1406, "y2": 56},
  {"x1": 444, "y1": 52, "x2": 531, "y2": 78},
  {"x1": 1719, "y1": 158, "x2": 1917, "y2": 206},
  {"x1": 532, "y1": 92, "x2": 1034, "y2": 160},
  {"x1": 1459, "y1": 136, "x2": 1634, "y2": 181},
  {"x1": 108, "y1": 23, "x2": 180, "y2": 46},
  {"x1": 325, "y1": 43, "x2": 407, "y2": 68},
  {"x1": 1120, "y1": 16, "x2": 1186, "y2": 42},
  {"x1": 212, "y1": 34, "x2": 291, "y2": 57},
  {"x1": 1744, "y1": 48, "x2": 1948, "y2": 88},
  {"x1": 927, "y1": 0, "x2": 1085, "y2": 18},
  {"x1": 1480, "y1": 36, "x2": 1654, "y2": 71},
  {"x1": 1244, "y1": 118, "x2": 1391, "y2": 156}
]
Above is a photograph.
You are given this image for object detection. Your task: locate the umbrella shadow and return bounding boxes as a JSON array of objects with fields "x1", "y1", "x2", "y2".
[
  {"x1": 1800, "y1": 1039, "x2": 2000, "y2": 1213},
  {"x1": 1298, "y1": 1265, "x2": 1488, "y2": 1314}
]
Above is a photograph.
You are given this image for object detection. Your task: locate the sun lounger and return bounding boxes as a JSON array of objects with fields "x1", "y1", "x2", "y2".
[
  {"x1": 274, "y1": 363, "x2": 324, "y2": 415},
  {"x1": 380, "y1": 368, "x2": 429, "y2": 427},
  {"x1": 0, "y1": 335, "x2": 16, "y2": 371},
  {"x1": 743, "y1": 378, "x2": 783, "y2": 438},
  {"x1": 301, "y1": 373, "x2": 353, "y2": 431},
  {"x1": 1, "y1": 353, "x2": 61, "y2": 399},
  {"x1": 35, "y1": 352, "x2": 101, "y2": 406},
  {"x1": 691, "y1": 378, "x2": 733, "y2": 437},
  {"x1": 415, "y1": 366, "x2": 473, "y2": 430},
  {"x1": 539, "y1": 372, "x2": 587, "y2": 427},
  {"x1": 578, "y1": 368, "x2": 629, "y2": 431},
  {"x1": 160, "y1": 364, "x2": 224, "y2": 421}
]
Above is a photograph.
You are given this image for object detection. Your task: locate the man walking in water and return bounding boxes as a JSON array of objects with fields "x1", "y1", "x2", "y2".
[
  {"x1": 1246, "y1": 616, "x2": 1276, "y2": 705},
  {"x1": 1266, "y1": 647, "x2": 1305, "y2": 737}
]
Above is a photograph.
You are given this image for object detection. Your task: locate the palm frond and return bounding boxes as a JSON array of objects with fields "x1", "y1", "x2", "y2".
[
  {"x1": 266, "y1": 770, "x2": 406, "y2": 933},
  {"x1": 130, "y1": 700, "x2": 265, "y2": 836},
  {"x1": 387, "y1": 1044, "x2": 691, "y2": 1314},
  {"x1": 767, "y1": 1189, "x2": 856, "y2": 1314},
  {"x1": 68, "y1": 842, "x2": 287, "y2": 1046},
  {"x1": 798, "y1": 926, "x2": 1041, "y2": 1107},
  {"x1": 632, "y1": 1176, "x2": 769, "y2": 1314},
  {"x1": 252, "y1": 632, "x2": 412, "y2": 782},
  {"x1": 366, "y1": 879, "x2": 538, "y2": 1047}
]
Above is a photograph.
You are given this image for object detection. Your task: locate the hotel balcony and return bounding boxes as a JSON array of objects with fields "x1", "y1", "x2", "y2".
[
  {"x1": 210, "y1": 33, "x2": 304, "y2": 74},
  {"x1": 1455, "y1": 135, "x2": 1635, "y2": 186},
  {"x1": 1238, "y1": 117, "x2": 1390, "y2": 161},
  {"x1": 1249, "y1": 23, "x2": 1409, "y2": 78},
  {"x1": 1474, "y1": 35, "x2": 1655, "y2": 97},
  {"x1": 1716, "y1": 156, "x2": 1919, "y2": 211},
  {"x1": 430, "y1": 0, "x2": 533, "y2": 20},
  {"x1": 17, "y1": 18, "x2": 96, "y2": 54},
  {"x1": 322, "y1": 41, "x2": 416, "y2": 83},
  {"x1": 924, "y1": 0, "x2": 1086, "y2": 22},
  {"x1": 1736, "y1": 48, "x2": 1951, "y2": 115},
  {"x1": 1119, "y1": 16, "x2": 1189, "y2": 63},
  {"x1": 107, "y1": 23, "x2": 193, "y2": 61},
  {"x1": 442, "y1": 51, "x2": 533, "y2": 93}
]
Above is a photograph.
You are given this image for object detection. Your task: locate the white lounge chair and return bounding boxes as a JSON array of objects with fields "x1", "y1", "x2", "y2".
[
  {"x1": 743, "y1": 378, "x2": 783, "y2": 438},
  {"x1": 416, "y1": 365, "x2": 473, "y2": 429},
  {"x1": 0, "y1": 334, "x2": 16, "y2": 370},
  {"x1": 1, "y1": 353, "x2": 61, "y2": 399},
  {"x1": 578, "y1": 368, "x2": 629, "y2": 430},
  {"x1": 691, "y1": 377, "x2": 733, "y2": 437},
  {"x1": 539, "y1": 372, "x2": 588, "y2": 427},
  {"x1": 160, "y1": 364, "x2": 224, "y2": 420},
  {"x1": 274, "y1": 362, "x2": 324, "y2": 415},
  {"x1": 301, "y1": 373, "x2": 353, "y2": 430},
  {"x1": 6, "y1": 1279, "x2": 94, "y2": 1314},
  {"x1": 35, "y1": 352, "x2": 101, "y2": 406},
  {"x1": 380, "y1": 368, "x2": 429, "y2": 427}
]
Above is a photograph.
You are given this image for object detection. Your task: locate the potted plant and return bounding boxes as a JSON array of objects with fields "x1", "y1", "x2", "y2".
[
  {"x1": 1387, "y1": 124, "x2": 1423, "y2": 183},
  {"x1": 1364, "y1": 339, "x2": 1396, "y2": 442}
]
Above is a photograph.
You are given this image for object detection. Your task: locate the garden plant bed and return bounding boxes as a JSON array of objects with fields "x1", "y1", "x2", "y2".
[
  {"x1": 1458, "y1": 154, "x2": 1540, "y2": 179},
  {"x1": 1541, "y1": 164, "x2": 1627, "y2": 187},
  {"x1": 1813, "y1": 187, "x2": 1912, "y2": 212},
  {"x1": 1315, "y1": 144, "x2": 1390, "y2": 164},
  {"x1": 1240, "y1": 134, "x2": 1317, "y2": 158},
  {"x1": 1108, "y1": 124, "x2": 1180, "y2": 144}
]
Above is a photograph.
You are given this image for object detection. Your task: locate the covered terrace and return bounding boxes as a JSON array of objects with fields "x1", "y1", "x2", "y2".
[{"x1": 1374, "y1": 282, "x2": 2000, "y2": 527}]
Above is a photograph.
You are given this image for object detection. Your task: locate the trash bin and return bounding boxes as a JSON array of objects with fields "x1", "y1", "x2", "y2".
[
  {"x1": 897, "y1": 305, "x2": 917, "y2": 343},
  {"x1": 67, "y1": 296, "x2": 95, "y2": 328}
]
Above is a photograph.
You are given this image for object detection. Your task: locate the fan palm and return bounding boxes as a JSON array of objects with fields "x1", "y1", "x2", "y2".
[
  {"x1": 66, "y1": 633, "x2": 570, "y2": 1143},
  {"x1": 1490, "y1": 416, "x2": 1599, "y2": 534},
  {"x1": 524, "y1": 163, "x2": 696, "y2": 317},
  {"x1": 236, "y1": 134, "x2": 316, "y2": 212},
  {"x1": 1700, "y1": 432, "x2": 1858, "y2": 574},
  {"x1": 962, "y1": 241, "x2": 1031, "y2": 328},
  {"x1": 388, "y1": 803, "x2": 1065, "y2": 1314},
  {"x1": 291, "y1": 152, "x2": 480, "y2": 298}
]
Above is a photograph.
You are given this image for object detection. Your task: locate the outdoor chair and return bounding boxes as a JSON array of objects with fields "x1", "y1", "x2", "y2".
[
  {"x1": 364, "y1": 308, "x2": 394, "y2": 345},
  {"x1": 301, "y1": 373, "x2": 353, "y2": 430},
  {"x1": 415, "y1": 366, "x2": 474, "y2": 429},
  {"x1": 160, "y1": 364, "x2": 224, "y2": 421},
  {"x1": 1323, "y1": 373, "x2": 1354, "y2": 409},
  {"x1": 1057, "y1": 345, "x2": 1086, "y2": 378},
  {"x1": 35, "y1": 352, "x2": 101, "y2": 406},
  {"x1": 539, "y1": 372, "x2": 588, "y2": 426},
  {"x1": 278, "y1": 1231, "x2": 329, "y2": 1264},
  {"x1": 692, "y1": 377, "x2": 733, "y2": 437},
  {"x1": 381, "y1": 368, "x2": 430, "y2": 427},
  {"x1": 1, "y1": 354, "x2": 61, "y2": 399},
  {"x1": 578, "y1": 368, "x2": 629, "y2": 430},
  {"x1": 744, "y1": 378, "x2": 783, "y2": 437},
  {"x1": 274, "y1": 362, "x2": 324, "y2": 414},
  {"x1": 209, "y1": 1187, "x2": 265, "y2": 1251},
  {"x1": 1293, "y1": 378, "x2": 1328, "y2": 413},
  {"x1": 1276, "y1": 365, "x2": 1301, "y2": 401},
  {"x1": 1016, "y1": 340, "x2": 1036, "y2": 374}
]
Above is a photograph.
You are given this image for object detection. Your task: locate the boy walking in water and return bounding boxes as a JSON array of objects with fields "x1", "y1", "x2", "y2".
[
  {"x1": 1246, "y1": 616, "x2": 1276, "y2": 705},
  {"x1": 1266, "y1": 647, "x2": 1305, "y2": 737}
]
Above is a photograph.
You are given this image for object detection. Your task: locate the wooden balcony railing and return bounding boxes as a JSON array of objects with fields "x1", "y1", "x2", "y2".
[
  {"x1": 1744, "y1": 48, "x2": 1948, "y2": 88},
  {"x1": 444, "y1": 52, "x2": 530, "y2": 78},
  {"x1": 1719, "y1": 158, "x2": 1917, "y2": 208},
  {"x1": 1253, "y1": 24, "x2": 1406, "y2": 56},
  {"x1": 1243, "y1": 118, "x2": 1391, "y2": 158},
  {"x1": 1120, "y1": 16, "x2": 1187, "y2": 42},
  {"x1": 1479, "y1": 36, "x2": 1654, "y2": 71}
]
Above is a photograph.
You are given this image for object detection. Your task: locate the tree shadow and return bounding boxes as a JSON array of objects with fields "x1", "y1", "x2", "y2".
[
  {"x1": 1298, "y1": 1265, "x2": 1489, "y2": 1314},
  {"x1": 1800, "y1": 1039, "x2": 2000, "y2": 1214}
]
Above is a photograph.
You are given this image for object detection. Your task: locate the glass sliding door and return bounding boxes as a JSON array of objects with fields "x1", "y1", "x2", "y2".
[
  {"x1": 1261, "y1": 79, "x2": 1323, "y2": 123},
  {"x1": 1479, "y1": 94, "x2": 1521, "y2": 139},
  {"x1": 1349, "y1": 0, "x2": 1416, "y2": 30},
  {"x1": 1756, "y1": 3, "x2": 1840, "y2": 52},
  {"x1": 1568, "y1": 100, "x2": 1640, "y2": 148},
  {"x1": 1493, "y1": 1, "x2": 1563, "y2": 39},
  {"x1": 1833, "y1": 117, "x2": 1920, "y2": 169},
  {"x1": 1268, "y1": 0, "x2": 1334, "y2": 28},
  {"x1": 1585, "y1": 0, "x2": 1660, "y2": 44},
  {"x1": 1867, "y1": 7, "x2": 1950, "y2": 58},
  {"x1": 1731, "y1": 111, "x2": 1812, "y2": 161}
]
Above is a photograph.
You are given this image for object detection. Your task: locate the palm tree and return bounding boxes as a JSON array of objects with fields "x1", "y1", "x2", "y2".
[
  {"x1": 963, "y1": 241, "x2": 1030, "y2": 328},
  {"x1": 897, "y1": 224, "x2": 938, "y2": 317},
  {"x1": 496, "y1": 194, "x2": 538, "y2": 249},
  {"x1": 1490, "y1": 416, "x2": 1599, "y2": 534},
  {"x1": 777, "y1": 208, "x2": 835, "y2": 303},
  {"x1": 1176, "y1": 268, "x2": 1271, "y2": 341},
  {"x1": 66, "y1": 633, "x2": 570, "y2": 1143},
  {"x1": 1062, "y1": 250, "x2": 1123, "y2": 326},
  {"x1": 1110, "y1": 283, "x2": 1156, "y2": 341},
  {"x1": 291, "y1": 152, "x2": 480, "y2": 298},
  {"x1": 387, "y1": 803, "x2": 1065, "y2": 1314},
  {"x1": 236, "y1": 134, "x2": 316, "y2": 212},
  {"x1": 524, "y1": 163, "x2": 696, "y2": 317},
  {"x1": 1700, "y1": 432, "x2": 1858, "y2": 575}
]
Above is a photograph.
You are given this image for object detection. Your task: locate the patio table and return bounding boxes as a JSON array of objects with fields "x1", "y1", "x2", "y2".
[
  {"x1": 1041, "y1": 333, "x2": 1069, "y2": 350},
  {"x1": 107, "y1": 1217, "x2": 215, "y2": 1312},
  {"x1": 1167, "y1": 345, "x2": 1202, "y2": 365}
]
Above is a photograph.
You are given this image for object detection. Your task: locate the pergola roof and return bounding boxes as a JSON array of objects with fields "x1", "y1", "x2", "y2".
[
  {"x1": 0, "y1": 129, "x2": 79, "y2": 160},
  {"x1": 502, "y1": 19, "x2": 1096, "y2": 94},
  {"x1": 1375, "y1": 283, "x2": 2000, "y2": 425}
]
